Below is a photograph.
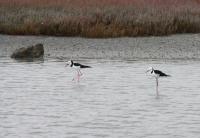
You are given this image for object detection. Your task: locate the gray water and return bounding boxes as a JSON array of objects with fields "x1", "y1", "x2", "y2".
[{"x1": 1, "y1": 57, "x2": 200, "y2": 138}]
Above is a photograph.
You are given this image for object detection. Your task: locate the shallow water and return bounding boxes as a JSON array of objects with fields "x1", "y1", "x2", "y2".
[{"x1": 1, "y1": 57, "x2": 200, "y2": 138}]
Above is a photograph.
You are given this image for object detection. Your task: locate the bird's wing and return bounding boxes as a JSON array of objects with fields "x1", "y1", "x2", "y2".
[
  {"x1": 74, "y1": 63, "x2": 91, "y2": 68},
  {"x1": 154, "y1": 70, "x2": 168, "y2": 76},
  {"x1": 73, "y1": 63, "x2": 82, "y2": 66}
]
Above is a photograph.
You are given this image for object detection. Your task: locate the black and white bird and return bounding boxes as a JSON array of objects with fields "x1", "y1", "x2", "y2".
[
  {"x1": 146, "y1": 67, "x2": 170, "y2": 92},
  {"x1": 66, "y1": 60, "x2": 91, "y2": 82}
]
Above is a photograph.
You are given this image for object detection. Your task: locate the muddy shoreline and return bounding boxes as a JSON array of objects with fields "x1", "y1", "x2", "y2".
[{"x1": 0, "y1": 34, "x2": 200, "y2": 60}]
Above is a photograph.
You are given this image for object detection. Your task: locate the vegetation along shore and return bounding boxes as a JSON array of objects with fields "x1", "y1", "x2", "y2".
[{"x1": 0, "y1": 0, "x2": 200, "y2": 38}]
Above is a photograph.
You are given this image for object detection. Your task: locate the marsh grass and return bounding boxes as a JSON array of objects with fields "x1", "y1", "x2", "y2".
[{"x1": 0, "y1": 0, "x2": 200, "y2": 37}]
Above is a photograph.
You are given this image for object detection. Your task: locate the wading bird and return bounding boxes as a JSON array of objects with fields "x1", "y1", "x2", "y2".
[
  {"x1": 66, "y1": 60, "x2": 91, "y2": 82},
  {"x1": 146, "y1": 67, "x2": 170, "y2": 92}
]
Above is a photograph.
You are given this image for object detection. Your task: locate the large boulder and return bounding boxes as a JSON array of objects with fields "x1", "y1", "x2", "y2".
[{"x1": 11, "y1": 44, "x2": 44, "y2": 58}]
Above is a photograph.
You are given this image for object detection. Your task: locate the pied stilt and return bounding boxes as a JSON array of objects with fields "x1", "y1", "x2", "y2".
[
  {"x1": 66, "y1": 60, "x2": 91, "y2": 82},
  {"x1": 146, "y1": 67, "x2": 170, "y2": 92}
]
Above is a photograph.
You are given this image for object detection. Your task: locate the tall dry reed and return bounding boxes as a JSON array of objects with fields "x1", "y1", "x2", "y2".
[{"x1": 0, "y1": 0, "x2": 200, "y2": 37}]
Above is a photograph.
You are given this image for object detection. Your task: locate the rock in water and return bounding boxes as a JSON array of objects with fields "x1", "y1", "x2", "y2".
[
  {"x1": 32, "y1": 44, "x2": 44, "y2": 58},
  {"x1": 11, "y1": 44, "x2": 44, "y2": 58}
]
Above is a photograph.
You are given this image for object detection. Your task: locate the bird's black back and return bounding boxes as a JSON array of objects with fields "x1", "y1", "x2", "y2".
[
  {"x1": 73, "y1": 63, "x2": 91, "y2": 68},
  {"x1": 154, "y1": 70, "x2": 170, "y2": 77}
]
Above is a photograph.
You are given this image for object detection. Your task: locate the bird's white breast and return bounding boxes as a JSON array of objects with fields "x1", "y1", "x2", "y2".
[
  {"x1": 151, "y1": 72, "x2": 160, "y2": 78},
  {"x1": 71, "y1": 65, "x2": 81, "y2": 70}
]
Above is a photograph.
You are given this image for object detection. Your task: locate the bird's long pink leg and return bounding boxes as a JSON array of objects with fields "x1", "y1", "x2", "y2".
[
  {"x1": 72, "y1": 70, "x2": 80, "y2": 81},
  {"x1": 79, "y1": 70, "x2": 82, "y2": 76},
  {"x1": 156, "y1": 78, "x2": 158, "y2": 92},
  {"x1": 78, "y1": 70, "x2": 82, "y2": 83},
  {"x1": 78, "y1": 70, "x2": 80, "y2": 82}
]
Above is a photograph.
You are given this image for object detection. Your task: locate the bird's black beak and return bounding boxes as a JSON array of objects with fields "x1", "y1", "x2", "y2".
[
  {"x1": 65, "y1": 64, "x2": 69, "y2": 67},
  {"x1": 145, "y1": 70, "x2": 149, "y2": 73}
]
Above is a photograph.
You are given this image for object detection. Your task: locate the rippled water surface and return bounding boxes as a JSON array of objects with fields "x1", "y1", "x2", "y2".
[{"x1": 1, "y1": 58, "x2": 200, "y2": 138}]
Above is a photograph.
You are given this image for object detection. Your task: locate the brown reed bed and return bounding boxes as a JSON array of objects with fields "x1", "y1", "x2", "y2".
[{"x1": 0, "y1": 0, "x2": 200, "y2": 38}]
